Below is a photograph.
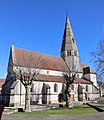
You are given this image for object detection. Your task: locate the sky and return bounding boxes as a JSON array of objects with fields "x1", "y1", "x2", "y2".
[{"x1": 0, "y1": 0, "x2": 104, "y2": 78}]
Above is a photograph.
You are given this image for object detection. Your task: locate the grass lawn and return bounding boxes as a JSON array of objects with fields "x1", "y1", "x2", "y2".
[
  {"x1": 98, "y1": 102, "x2": 104, "y2": 105},
  {"x1": 16, "y1": 104, "x2": 98, "y2": 114}
]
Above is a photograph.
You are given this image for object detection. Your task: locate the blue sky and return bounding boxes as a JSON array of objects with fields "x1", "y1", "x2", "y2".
[{"x1": 0, "y1": 0, "x2": 104, "y2": 78}]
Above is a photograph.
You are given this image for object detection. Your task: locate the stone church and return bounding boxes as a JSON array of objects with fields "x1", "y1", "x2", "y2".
[{"x1": 1, "y1": 16, "x2": 100, "y2": 107}]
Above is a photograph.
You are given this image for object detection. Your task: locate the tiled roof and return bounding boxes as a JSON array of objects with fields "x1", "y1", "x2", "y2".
[
  {"x1": 34, "y1": 74, "x2": 92, "y2": 84},
  {"x1": 80, "y1": 63, "x2": 95, "y2": 74},
  {"x1": 14, "y1": 47, "x2": 68, "y2": 72},
  {"x1": 0, "y1": 79, "x2": 5, "y2": 88},
  {"x1": 80, "y1": 63, "x2": 88, "y2": 68},
  {"x1": 36, "y1": 74, "x2": 64, "y2": 82},
  {"x1": 74, "y1": 78, "x2": 92, "y2": 84}
]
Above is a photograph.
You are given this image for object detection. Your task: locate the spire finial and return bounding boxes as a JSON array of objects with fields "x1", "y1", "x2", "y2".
[
  {"x1": 11, "y1": 41, "x2": 14, "y2": 46},
  {"x1": 66, "y1": 11, "x2": 68, "y2": 16}
]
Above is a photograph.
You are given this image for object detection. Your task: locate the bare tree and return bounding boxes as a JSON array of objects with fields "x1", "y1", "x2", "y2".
[
  {"x1": 91, "y1": 40, "x2": 104, "y2": 81},
  {"x1": 63, "y1": 72, "x2": 75, "y2": 108},
  {"x1": 14, "y1": 51, "x2": 44, "y2": 112},
  {"x1": 63, "y1": 62, "x2": 76, "y2": 108},
  {"x1": 15, "y1": 67, "x2": 39, "y2": 112}
]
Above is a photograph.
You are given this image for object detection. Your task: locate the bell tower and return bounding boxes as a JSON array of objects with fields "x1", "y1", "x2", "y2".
[{"x1": 61, "y1": 16, "x2": 82, "y2": 73}]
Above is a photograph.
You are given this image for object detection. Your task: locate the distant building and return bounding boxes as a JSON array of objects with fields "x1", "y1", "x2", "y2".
[
  {"x1": 0, "y1": 79, "x2": 5, "y2": 92},
  {"x1": 2, "y1": 16, "x2": 100, "y2": 107},
  {"x1": 0, "y1": 79, "x2": 5, "y2": 104}
]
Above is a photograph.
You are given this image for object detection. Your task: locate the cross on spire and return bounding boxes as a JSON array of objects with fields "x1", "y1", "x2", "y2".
[{"x1": 66, "y1": 11, "x2": 69, "y2": 16}]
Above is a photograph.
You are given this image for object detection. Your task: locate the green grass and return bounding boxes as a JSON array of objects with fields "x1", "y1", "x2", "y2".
[
  {"x1": 16, "y1": 105, "x2": 98, "y2": 114},
  {"x1": 98, "y1": 102, "x2": 104, "y2": 105}
]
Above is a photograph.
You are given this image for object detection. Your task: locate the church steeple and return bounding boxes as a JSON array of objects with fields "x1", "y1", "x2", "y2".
[
  {"x1": 61, "y1": 16, "x2": 82, "y2": 73},
  {"x1": 61, "y1": 16, "x2": 78, "y2": 53}
]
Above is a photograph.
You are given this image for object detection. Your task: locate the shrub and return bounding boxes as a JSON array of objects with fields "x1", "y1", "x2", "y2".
[{"x1": 58, "y1": 93, "x2": 66, "y2": 102}]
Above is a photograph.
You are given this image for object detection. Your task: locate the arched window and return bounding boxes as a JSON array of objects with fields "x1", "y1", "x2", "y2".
[
  {"x1": 67, "y1": 51, "x2": 71, "y2": 56},
  {"x1": 54, "y1": 83, "x2": 58, "y2": 92},
  {"x1": 77, "y1": 74, "x2": 79, "y2": 78},
  {"x1": 86, "y1": 85, "x2": 88, "y2": 92},
  {"x1": 72, "y1": 38, "x2": 75, "y2": 43},
  {"x1": 67, "y1": 51, "x2": 70, "y2": 56},
  {"x1": 31, "y1": 84, "x2": 34, "y2": 92},
  {"x1": 71, "y1": 84, "x2": 74, "y2": 90},
  {"x1": 74, "y1": 51, "x2": 77, "y2": 56}
]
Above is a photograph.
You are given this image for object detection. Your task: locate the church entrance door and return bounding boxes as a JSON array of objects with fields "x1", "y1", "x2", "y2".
[
  {"x1": 42, "y1": 83, "x2": 51, "y2": 104},
  {"x1": 78, "y1": 85, "x2": 84, "y2": 101}
]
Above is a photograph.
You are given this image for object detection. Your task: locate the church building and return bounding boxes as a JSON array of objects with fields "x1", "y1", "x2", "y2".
[{"x1": 1, "y1": 16, "x2": 100, "y2": 107}]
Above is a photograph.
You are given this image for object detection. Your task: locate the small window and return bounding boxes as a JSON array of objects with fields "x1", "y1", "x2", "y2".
[
  {"x1": 54, "y1": 83, "x2": 58, "y2": 92},
  {"x1": 67, "y1": 51, "x2": 71, "y2": 56},
  {"x1": 77, "y1": 74, "x2": 79, "y2": 78},
  {"x1": 31, "y1": 84, "x2": 34, "y2": 92},
  {"x1": 67, "y1": 51, "x2": 69, "y2": 56},
  {"x1": 86, "y1": 85, "x2": 88, "y2": 92},
  {"x1": 74, "y1": 51, "x2": 77, "y2": 56},
  {"x1": 71, "y1": 84, "x2": 74, "y2": 90},
  {"x1": 47, "y1": 71, "x2": 49, "y2": 74},
  {"x1": 72, "y1": 38, "x2": 75, "y2": 43}
]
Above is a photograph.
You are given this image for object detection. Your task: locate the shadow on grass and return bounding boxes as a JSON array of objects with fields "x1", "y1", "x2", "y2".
[{"x1": 15, "y1": 104, "x2": 98, "y2": 115}]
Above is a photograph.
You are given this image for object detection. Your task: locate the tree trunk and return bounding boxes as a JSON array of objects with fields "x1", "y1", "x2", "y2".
[
  {"x1": 65, "y1": 85, "x2": 71, "y2": 108},
  {"x1": 25, "y1": 85, "x2": 31, "y2": 112},
  {"x1": 65, "y1": 93, "x2": 70, "y2": 108}
]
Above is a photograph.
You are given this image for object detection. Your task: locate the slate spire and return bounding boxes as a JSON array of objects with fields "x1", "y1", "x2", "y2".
[
  {"x1": 61, "y1": 16, "x2": 82, "y2": 73},
  {"x1": 61, "y1": 16, "x2": 78, "y2": 53}
]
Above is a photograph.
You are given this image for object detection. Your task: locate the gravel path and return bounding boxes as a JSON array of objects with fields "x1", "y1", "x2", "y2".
[{"x1": 1, "y1": 112, "x2": 104, "y2": 120}]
